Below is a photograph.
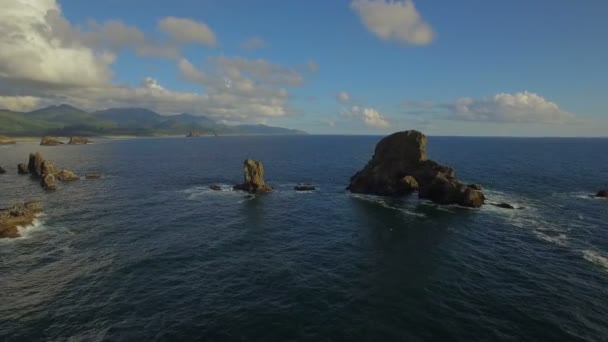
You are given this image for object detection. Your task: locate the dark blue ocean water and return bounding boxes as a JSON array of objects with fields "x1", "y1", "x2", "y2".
[{"x1": 1, "y1": 136, "x2": 607, "y2": 341}]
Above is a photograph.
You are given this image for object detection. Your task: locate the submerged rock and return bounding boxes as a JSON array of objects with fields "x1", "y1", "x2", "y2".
[
  {"x1": 18, "y1": 163, "x2": 29, "y2": 174},
  {"x1": 209, "y1": 185, "x2": 222, "y2": 191},
  {"x1": 68, "y1": 136, "x2": 91, "y2": 145},
  {"x1": 295, "y1": 184, "x2": 316, "y2": 191},
  {"x1": 0, "y1": 201, "x2": 42, "y2": 239},
  {"x1": 233, "y1": 159, "x2": 272, "y2": 193},
  {"x1": 0, "y1": 166, "x2": 6, "y2": 174},
  {"x1": 347, "y1": 130, "x2": 485, "y2": 208},
  {"x1": 596, "y1": 190, "x2": 608, "y2": 198},
  {"x1": 85, "y1": 173, "x2": 101, "y2": 179},
  {"x1": 492, "y1": 202, "x2": 517, "y2": 209},
  {"x1": 56, "y1": 170, "x2": 80, "y2": 181},
  {"x1": 40, "y1": 137, "x2": 63, "y2": 146}
]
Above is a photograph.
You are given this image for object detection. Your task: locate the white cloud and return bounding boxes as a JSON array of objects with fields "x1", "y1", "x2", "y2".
[
  {"x1": 241, "y1": 36, "x2": 267, "y2": 51},
  {"x1": 449, "y1": 91, "x2": 574, "y2": 123},
  {"x1": 351, "y1": 0, "x2": 434, "y2": 45},
  {"x1": 0, "y1": 96, "x2": 43, "y2": 112},
  {"x1": 341, "y1": 106, "x2": 390, "y2": 128},
  {"x1": 336, "y1": 91, "x2": 350, "y2": 103},
  {"x1": 158, "y1": 17, "x2": 216, "y2": 46},
  {"x1": 0, "y1": 0, "x2": 114, "y2": 88}
]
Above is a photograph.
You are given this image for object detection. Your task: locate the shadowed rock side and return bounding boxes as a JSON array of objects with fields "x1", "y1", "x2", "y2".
[
  {"x1": 0, "y1": 201, "x2": 42, "y2": 239},
  {"x1": 596, "y1": 190, "x2": 608, "y2": 198},
  {"x1": 18, "y1": 163, "x2": 28, "y2": 174},
  {"x1": 234, "y1": 159, "x2": 272, "y2": 193},
  {"x1": 40, "y1": 137, "x2": 63, "y2": 146},
  {"x1": 68, "y1": 136, "x2": 91, "y2": 145},
  {"x1": 0, "y1": 166, "x2": 6, "y2": 174},
  {"x1": 347, "y1": 130, "x2": 485, "y2": 208}
]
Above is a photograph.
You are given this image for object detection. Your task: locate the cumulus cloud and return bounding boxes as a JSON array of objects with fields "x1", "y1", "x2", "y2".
[
  {"x1": 0, "y1": 0, "x2": 114, "y2": 88},
  {"x1": 341, "y1": 106, "x2": 390, "y2": 128},
  {"x1": 448, "y1": 91, "x2": 574, "y2": 123},
  {"x1": 336, "y1": 91, "x2": 350, "y2": 103},
  {"x1": 159, "y1": 17, "x2": 216, "y2": 46},
  {"x1": 176, "y1": 56, "x2": 309, "y2": 120},
  {"x1": 0, "y1": 96, "x2": 44, "y2": 112},
  {"x1": 241, "y1": 36, "x2": 267, "y2": 51},
  {"x1": 351, "y1": 0, "x2": 434, "y2": 45}
]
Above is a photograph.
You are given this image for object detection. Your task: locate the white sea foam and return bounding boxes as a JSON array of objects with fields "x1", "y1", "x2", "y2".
[
  {"x1": 583, "y1": 250, "x2": 608, "y2": 271},
  {"x1": 534, "y1": 231, "x2": 568, "y2": 247},
  {"x1": 12, "y1": 214, "x2": 46, "y2": 239},
  {"x1": 183, "y1": 184, "x2": 236, "y2": 199},
  {"x1": 350, "y1": 194, "x2": 426, "y2": 218}
]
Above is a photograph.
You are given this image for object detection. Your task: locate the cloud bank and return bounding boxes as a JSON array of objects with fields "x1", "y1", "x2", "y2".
[{"x1": 341, "y1": 106, "x2": 390, "y2": 128}]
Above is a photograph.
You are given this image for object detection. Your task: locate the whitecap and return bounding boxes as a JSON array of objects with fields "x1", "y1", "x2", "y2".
[
  {"x1": 582, "y1": 250, "x2": 608, "y2": 271},
  {"x1": 534, "y1": 231, "x2": 568, "y2": 247}
]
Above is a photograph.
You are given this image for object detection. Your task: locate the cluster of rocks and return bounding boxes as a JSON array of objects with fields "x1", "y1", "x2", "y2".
[
  {"x1": 40, "y1": 136, "x2": 92, "y2": 146},
  {"x1": 347, "y1": 130, "x2": 486, "y2": 208},
  {"x1": 0, "y1": 201, "x2": 42, "y2": 239},
  {"x1": 16, "y1": 152, "x2": 92, "y2": 190}
]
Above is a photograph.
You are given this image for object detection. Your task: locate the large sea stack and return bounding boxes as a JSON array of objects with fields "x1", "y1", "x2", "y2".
[
  {"x1": 26, "y1": 152, "x2": 79, "y2": 190},
  {"x1": 0, "y1": 201, "x2": 42, "y2": 239},
  {"x1": 234, "y1": 159, "x2": 273, "y2": 193},
  {"x1": 347, "y1": 130, "x2": 485, "y2": 208}
]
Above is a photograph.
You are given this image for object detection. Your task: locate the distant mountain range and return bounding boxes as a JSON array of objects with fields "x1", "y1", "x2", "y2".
[{"x1": 0, "y1": 104, "x2": 306, "y2": 137}]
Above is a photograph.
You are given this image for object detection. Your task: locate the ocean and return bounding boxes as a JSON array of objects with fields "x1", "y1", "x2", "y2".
[{"x1": 1, "y1": 135, "x2": 607, "y2": 341}]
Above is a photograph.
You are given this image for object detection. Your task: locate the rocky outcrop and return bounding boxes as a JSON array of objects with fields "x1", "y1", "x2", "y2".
[
  {"x1": 28, "y1": 152, "x2": 46, "y2": 177},
  {"x1": 18, "y1": 163, "x2": 28, "y2": 174},
  {"x1": 0, "y1": 166, "x2": 6, "y2": 174},
  {"x1": 40, "y1": 137, "x2": 63, "y2": 146},
  {"x1": 347, "y1": 130, "x2": 485, "y2": 208},
  {"x1": 233, "y1": 159, "x2": 272, "y2": 193},
  {"x1": 85, "y1": 173, "x2": 101, "y2": 179},
  {"x1": 42, "y1": 174, "x2": 57, "y2": 191},
  {"x1": 209, "y1": 185, "x2": 222, "y2": 191},
  {"x1": 68, "y1": 137, "x2": 91, "y2": 145},
  {"x1": 596, "y1": 190, "x2": 608, "y2": 198},
  {"x1": 469, "y1": 184, "x2": 483, "y2": 191},
  {"x1": 186, "y1": 131, "x2": 202, "y2": 137},
  {"x1": 0, "y1": 135, "x2": 15, "y2": 145},
  {"x1": 0, "y1": 201, "x2": 42, "y2": 239},
  {"x1": 56, "y1": 170, "x2": 80, "y2": 181}
]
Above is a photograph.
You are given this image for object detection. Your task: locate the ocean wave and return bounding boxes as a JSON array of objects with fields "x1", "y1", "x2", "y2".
[
  {"x1": 350, "y1": 194, "x2": 427, "y2": 218},
  {"x1": 182, "y1": 184, "x2": 237, "y2": 199},
  {"x1": 534, "y1": 231, "x2": 568, "y2": 247},
  {"x1": 582, "y1": 250, "x2": 608, "y2": 271}
]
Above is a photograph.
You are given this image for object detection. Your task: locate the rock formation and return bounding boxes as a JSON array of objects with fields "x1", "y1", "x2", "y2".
[
  {"x1": 18, "y1": 163, "x2": 29, "y2": 174},
  {"x1": 596, "y1": 190, "x2": 608, "y2": 198},
  {"x1": 40, "y1": 137, "x2": 63, "y2": 146},
  {"x1": 85, "y1": 173, "x2": 101, "y2": 179},
  {"x1": 0, "y1": 201, "x2": 42, "y2": 239},
  {"x1": 234, "y1": 159, "x2": 272, "y2": 193},
  {"x1": 0, "y1": 166, "x2": 6, "y2": 174},
  {"x1": 56, "y1": 170, "x2": 80, "y2": 181},
  {"x1": 26, "y1": 152, "x2": 78, "y2": 190},
  {"x1": 68, "y1": 136, "x2": 91, "y2": 145},
  {"x1": 347, "y1": 130, "x2": 485, "y2": 208},
  {"x1": 0, "y1": 135, "x2": 15, "y2": 145},
  {"x1": 209, "y1": 185, "x2": 222, "y2": 191}
]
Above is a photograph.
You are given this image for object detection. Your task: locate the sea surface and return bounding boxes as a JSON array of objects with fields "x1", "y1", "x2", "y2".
[{"x1": 1, "y1": 136, "x2": 607, "y2": 341}]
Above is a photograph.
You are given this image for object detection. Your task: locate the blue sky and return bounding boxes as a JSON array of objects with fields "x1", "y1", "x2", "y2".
[{"x1": 1, "y1": 0, "x2": 607, "y2": 136}]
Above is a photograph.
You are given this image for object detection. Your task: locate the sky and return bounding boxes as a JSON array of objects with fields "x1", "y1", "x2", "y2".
[{"x1": 0, "y1": 0, "x2": 607, "y2": 136}]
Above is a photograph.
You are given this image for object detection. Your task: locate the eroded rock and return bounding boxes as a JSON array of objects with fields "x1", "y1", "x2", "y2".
[
  {"x1": 56, "y1": 170, "x2": 80, "y2": 181},
  {"x1": 347, "y1": 130, "x2": 485, "y2": 208},
  {"x1": 18, "y1": 163, "x2": 28, "y2": 174},
  {"x1": 234, "y1": 159, "x2": 272, "y2": 193},
  {"x1": 68, "y1": 137, "x2": 91, "y2": 145},
  {"x1": 596, "y1": 190, "x2": 608, "y2": 198}
]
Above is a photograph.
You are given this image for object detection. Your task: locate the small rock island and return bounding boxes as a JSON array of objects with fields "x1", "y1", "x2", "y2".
[
  {"x1": 596, "y1": 190, "x2": 608, "y2": 198},
  {"x1": 347, "y1": 130, "x2": 485, "y2": 208},
  {"x1": 26, "y1": 152, "x2": 80, "y2": 190},
  {"x1": 0, "y1": 135, "x2": 15, "y2": 145},
  {"x1": 234, "y1": 159, "x2": 273, "y2": 193},
  {"x1": 0, "y1": 201, "x2": 42, "y2": 239},
  {"x1": 40, "y1": 137, "x2": 64, "y2": 146},
  {"x1": 68, "y1": 137, "x2": 92, "y2": 145}
]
